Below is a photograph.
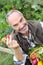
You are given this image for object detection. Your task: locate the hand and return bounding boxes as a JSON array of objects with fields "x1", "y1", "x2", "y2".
[{"x1": 6, "y1": 39, "x2": 19, "y2": 48}]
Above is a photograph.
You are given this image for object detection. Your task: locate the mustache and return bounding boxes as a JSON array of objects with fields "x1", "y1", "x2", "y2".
[{"x1": 19, "y1": 23, "x2": 27, "y2": 31}]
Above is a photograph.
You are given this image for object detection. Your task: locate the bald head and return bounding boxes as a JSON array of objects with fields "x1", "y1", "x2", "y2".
[
  {"x1": 6, "y1": 10, "x2": 28, "y2": 34},
  {"x1": 8, "y1": 12, "x2": 22, "y2": 25},
  {"x1": 6, "y1": 10, "x2": 23, "y2": 21}
]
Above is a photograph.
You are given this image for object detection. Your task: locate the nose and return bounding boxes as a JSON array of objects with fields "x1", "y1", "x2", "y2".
[{"x1": 19, "y1": 23, "x2": 24, "y2": 30}]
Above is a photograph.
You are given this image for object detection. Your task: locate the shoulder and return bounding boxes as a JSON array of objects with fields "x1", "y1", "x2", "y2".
[
  {"x1": 27, "y1": 20, "x2": 42, "y2": 34},
  {"x1": 27, "y1": 20, "x2": 41, "y2": 27},
  {"x1": 27, "y1": 20, "x2": 40, "y2": 24}
]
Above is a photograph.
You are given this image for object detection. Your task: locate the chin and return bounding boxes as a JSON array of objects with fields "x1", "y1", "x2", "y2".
[
  {"x1": 19, "y1": 27, "x2": 28, "y2": 34},
  {"x1": 20, "y1": 30, "x2": 28, "y2": 34}
]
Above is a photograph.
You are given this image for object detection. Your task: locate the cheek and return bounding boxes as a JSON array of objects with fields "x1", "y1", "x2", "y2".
[
  {"x1": 23, "y1": 19, "x2": 27, "y2": 24},
  {"x1": 13, "y1": 26, "x2": 19, "y2": 31}
]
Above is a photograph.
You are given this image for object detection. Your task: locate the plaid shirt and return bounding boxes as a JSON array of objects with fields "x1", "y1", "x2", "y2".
[{"x1": 23, "y1": 32, "x2": 36, "y2": 49}]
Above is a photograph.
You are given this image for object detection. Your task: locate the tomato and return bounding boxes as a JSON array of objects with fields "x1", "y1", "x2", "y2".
[
  {"x1": 30, "y1": 52, "x2": 37, "y2": 60},
  {"x1": 6, "y1": 34, "x2": 10, "y2": 39}
]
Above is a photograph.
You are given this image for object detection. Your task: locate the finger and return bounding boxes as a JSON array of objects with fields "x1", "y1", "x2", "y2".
[
  {"x1": 6, "y1": 37, "x2": 9, "y2": 45},
  {"x1": 10, "y1": 35, "x2": 12, "y2": 42}
]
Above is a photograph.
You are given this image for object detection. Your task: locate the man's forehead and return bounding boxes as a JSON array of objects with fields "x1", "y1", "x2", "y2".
[
  {"x1": 8, "y1": 12, "x2": 22, "y2": 25},
  {"x1": 8, "y1": 12, "x2": 21, "y2": 19},
  {"x1": 8, "y1": 12, "x2": 22, "y2": 21}
]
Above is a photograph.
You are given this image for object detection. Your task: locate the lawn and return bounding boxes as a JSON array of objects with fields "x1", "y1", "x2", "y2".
[{"x1": 0, "y1": 51, "x2": 15, "y2": 65}]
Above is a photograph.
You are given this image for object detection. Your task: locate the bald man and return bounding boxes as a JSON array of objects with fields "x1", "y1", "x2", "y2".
[{"x1": 6, "y1": 10, "x2": 43, "y2": 65}]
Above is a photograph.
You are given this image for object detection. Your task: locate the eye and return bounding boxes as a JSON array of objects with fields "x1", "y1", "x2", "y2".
[{"x1": 13, "y1": 24, "x2": 18, "y2": 27}]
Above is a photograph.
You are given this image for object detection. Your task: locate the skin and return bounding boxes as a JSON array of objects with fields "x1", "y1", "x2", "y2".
[
  {"x1": 6, "y1": 12, "x2": 29, "y2": 60},
  {"x1": 8, "y1": 12, "x2": 29, "y2": 36}
]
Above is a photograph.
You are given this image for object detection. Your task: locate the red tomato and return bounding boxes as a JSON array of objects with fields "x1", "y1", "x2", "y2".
[{"x1": 6, "y1": 34, "x2": 10, "y2": 39}]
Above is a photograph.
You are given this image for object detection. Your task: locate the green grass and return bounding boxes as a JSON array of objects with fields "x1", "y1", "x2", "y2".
[{"x1": 0, "y1": 51, "x2": 15, "y2": 65}]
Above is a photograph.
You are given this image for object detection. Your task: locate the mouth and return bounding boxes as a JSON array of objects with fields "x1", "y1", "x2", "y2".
[
  {"x1": 19, "y1": 24, "x2": 28, "y2": 32},
  {"x1": 22, "y1": 26, "x2": 27, "y2": 31},
  {"x1": 20, "y1": 24, "x2": 26, "y2": 30}
]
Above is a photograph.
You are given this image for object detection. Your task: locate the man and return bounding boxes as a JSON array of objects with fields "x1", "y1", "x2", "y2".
[{"x1": 6, "y1": 10, "x2": 43, "y2": 65}]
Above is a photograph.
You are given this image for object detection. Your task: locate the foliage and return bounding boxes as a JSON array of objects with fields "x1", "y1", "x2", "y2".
[
  {"x1": 29, "y1": 45, "x2": 43, "y2": 61},
  {"x1": 0, "y1": 52, "x2": 14, "y2": 65},
  {"x1": 14, "y1": 0, "x2": 43, "y2": 20},
  {"x1": 0, "y1": 0, "x2": 15, "y2": 12},
  {"x1": 0, "y1": 0, "x2": 43, "y2": 64},
  {"x1": 0, "y1": 11, "x2": 12, "y2": 47},
  {"x1": 0, "y1": 21, "x2": 12, "y2": 38},
  {"x1": 37, "y1": 47, "x2": 43, "y2": 61},
  {"x1": 0, "y1": 0, "x2": 43, "y2": 20},
  {"x1": 0, "y1": 0, "x2": 43, "y2": 46}
]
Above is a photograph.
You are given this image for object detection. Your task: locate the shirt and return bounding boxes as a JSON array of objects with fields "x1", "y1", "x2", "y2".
[{"x1": 23, "y1": 32, "x2": 36, "y2": 49}]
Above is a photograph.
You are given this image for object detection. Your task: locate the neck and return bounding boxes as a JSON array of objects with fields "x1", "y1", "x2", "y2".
[{"x1": 23, "y1": 31, "x2": 29, "y2": 37}]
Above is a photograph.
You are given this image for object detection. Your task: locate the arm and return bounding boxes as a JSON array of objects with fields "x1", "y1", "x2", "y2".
[{"x1": 6, "y1": 34, "x2": 24, "y2": 61}]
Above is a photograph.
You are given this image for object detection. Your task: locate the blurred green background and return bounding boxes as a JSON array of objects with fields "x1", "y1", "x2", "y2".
[{"x1": 0, "y1": 0, "x2": 43, "y2": 65}]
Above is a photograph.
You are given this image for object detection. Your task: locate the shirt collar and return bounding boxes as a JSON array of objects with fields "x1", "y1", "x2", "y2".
[{"x1": 23, "y1": 32, "x2": 31, "y2": 40}]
